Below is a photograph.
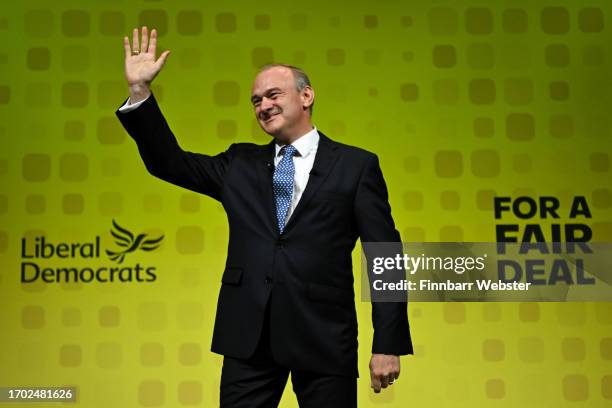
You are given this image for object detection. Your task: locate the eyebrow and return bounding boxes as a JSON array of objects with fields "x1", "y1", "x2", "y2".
[{"x1": 251, "y1": 87, "x2": 282, "y2": 103}]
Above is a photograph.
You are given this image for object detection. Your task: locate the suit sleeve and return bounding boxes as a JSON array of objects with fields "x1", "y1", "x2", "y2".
[
  {"x1": 115, "y1": 93, "x2": 232, "y2": 201},
  {"x1": 354, "y1": 153, "x2": 414, "y2": 355}
]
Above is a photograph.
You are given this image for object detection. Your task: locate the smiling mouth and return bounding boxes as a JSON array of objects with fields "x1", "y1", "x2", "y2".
[{"x1": 264, "y1": 114, "x2": 279, "y2": 123}]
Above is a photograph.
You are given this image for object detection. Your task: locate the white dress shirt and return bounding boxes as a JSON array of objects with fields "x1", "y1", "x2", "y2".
[
  {"x1": 274, "y1": 127, "x2": 319, "y2": 223},
  {"x1": 118, "y1": 95, "x2": 320, "y2": 222}
]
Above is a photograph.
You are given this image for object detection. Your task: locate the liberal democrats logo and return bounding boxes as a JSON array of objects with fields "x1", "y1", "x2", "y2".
[
  {"x1": 106, "y1": 219, "x2": 164, "y2": 264},
  {"x1": 21, "y1": 220, "x2": 164, "y2": 283}
]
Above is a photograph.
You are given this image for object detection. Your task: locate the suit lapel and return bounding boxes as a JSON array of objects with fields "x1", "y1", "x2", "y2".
[
  {"x1": 255, "y1": 140, "x2": 278, "y2": 235},
  {"x1": 283, "y1": 132, "x2": 339, "y2": 234}
]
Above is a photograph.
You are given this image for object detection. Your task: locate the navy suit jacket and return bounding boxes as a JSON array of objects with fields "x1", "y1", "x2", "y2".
[{"x1": 116, "y1": 93, "x2": 413, "y2": 377}]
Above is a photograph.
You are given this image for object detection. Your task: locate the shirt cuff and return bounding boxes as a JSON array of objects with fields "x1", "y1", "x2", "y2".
[{"x1": 118, "y1": 94, "x2": 150, "y2": 113}]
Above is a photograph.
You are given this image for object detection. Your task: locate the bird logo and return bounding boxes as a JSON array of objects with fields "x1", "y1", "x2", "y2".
[{"x1": 106, "y1": 219, "x2": 164, "y2": 264}]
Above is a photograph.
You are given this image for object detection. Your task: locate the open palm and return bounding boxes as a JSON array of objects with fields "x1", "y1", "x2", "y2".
[{"x1": 123, "y1": 26, "x2": 170, "y2": 87}]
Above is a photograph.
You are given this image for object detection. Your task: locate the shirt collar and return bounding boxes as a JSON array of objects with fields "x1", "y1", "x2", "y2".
[{"x1": 275, "y1": 126, "x2": 319, "y2": 158}]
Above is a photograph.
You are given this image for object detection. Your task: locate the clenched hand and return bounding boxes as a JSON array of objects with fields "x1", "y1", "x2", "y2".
[{"x1": 370, "y1": 354, "x2": 400, "y2": 393}]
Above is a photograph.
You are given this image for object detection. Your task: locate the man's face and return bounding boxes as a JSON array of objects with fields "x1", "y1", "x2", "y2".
[{"x1": 251, "y1": 67, "x2": 311, "y2": 138}]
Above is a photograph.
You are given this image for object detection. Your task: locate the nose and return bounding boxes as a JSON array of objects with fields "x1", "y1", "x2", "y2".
[{"x1": 260, "y1": 96, "x2": 274, "y2": 112}]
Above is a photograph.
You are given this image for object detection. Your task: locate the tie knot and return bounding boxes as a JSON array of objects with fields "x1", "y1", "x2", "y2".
[{"x1": 281, "y1": 145, "x2": 297, "y2": 157}]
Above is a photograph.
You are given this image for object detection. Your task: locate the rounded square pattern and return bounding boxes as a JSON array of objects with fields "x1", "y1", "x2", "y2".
[{"x1": 5, "y1": 7, "x2": 612, "y2": 408}]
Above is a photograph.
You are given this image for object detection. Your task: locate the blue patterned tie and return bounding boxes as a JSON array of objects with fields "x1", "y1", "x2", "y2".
[{"x1": 273, "y1": 145, "x2": 297, "y2": 234}]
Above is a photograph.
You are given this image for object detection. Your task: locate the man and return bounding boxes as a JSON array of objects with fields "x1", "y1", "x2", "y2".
[{"x1": 116, "y1": 27, "x2": 413, "y2": 407}]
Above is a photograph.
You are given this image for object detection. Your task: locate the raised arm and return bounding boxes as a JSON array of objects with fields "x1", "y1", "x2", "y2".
[{"x1": 116, "y1": 27, "x2": 232, "y2": 201}]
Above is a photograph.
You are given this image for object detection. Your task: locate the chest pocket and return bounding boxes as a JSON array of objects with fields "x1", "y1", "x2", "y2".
[
  {"x1": 313, "y1": 190, "x2": 352, "y2": 202},
  {"x1": 310, "y1": 190, "x2": 352, "y2": 220}
]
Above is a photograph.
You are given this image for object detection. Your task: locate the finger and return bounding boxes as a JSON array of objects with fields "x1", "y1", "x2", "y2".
[
  {"x1": 380, "y1": 374, "x2": 389, "y2": 389},
  {"x1": 387, "y1": 374, "x2": 395, "y2": 385},
  {"x1": 141, "y1": 26, "x2": 149, "y2": 53},
  {"x1": 149, "y1": 29, "x2": 157, "y2": 55},
  {"x1": 123, "y1": 36, "x2": 131, "y2": 59},
  {"x1": 370, "y1": 369, "x2": 381, "y2": 393},
  {"x1": 394, "y1": 371, "x2": 400, "y2": 380},
  {"x1": 132, "y1": 28, "x2": 139, "y2": 52},
  {"x1": 371, "y1": 378, "x2": 381, "y2": 393},
  {"x1": 154, "y1": 50, "x2": 171, "y2": 70}
]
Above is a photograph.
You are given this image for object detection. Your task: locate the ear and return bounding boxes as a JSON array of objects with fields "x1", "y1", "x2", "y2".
[{"x1": 301, "y1": 85, "x2": 314, "y2": 111}]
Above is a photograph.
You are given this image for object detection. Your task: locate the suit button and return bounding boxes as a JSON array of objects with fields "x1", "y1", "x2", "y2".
[
  {"x1": 264, "y1": 276, "x2": 273, "y2": 284},
  {"x1": 276, "y1": 240, "x2": 284, "y2": 249}
]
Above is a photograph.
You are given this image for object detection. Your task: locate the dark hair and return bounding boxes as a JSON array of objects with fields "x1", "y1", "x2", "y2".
[{"x1": 258, "y1": 64, "x2": 314, "y2": 115}]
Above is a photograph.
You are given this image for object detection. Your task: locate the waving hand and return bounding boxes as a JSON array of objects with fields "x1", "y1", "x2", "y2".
[{"x1": 123, "y1": 26, "x2": 171, "y2": 103}]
